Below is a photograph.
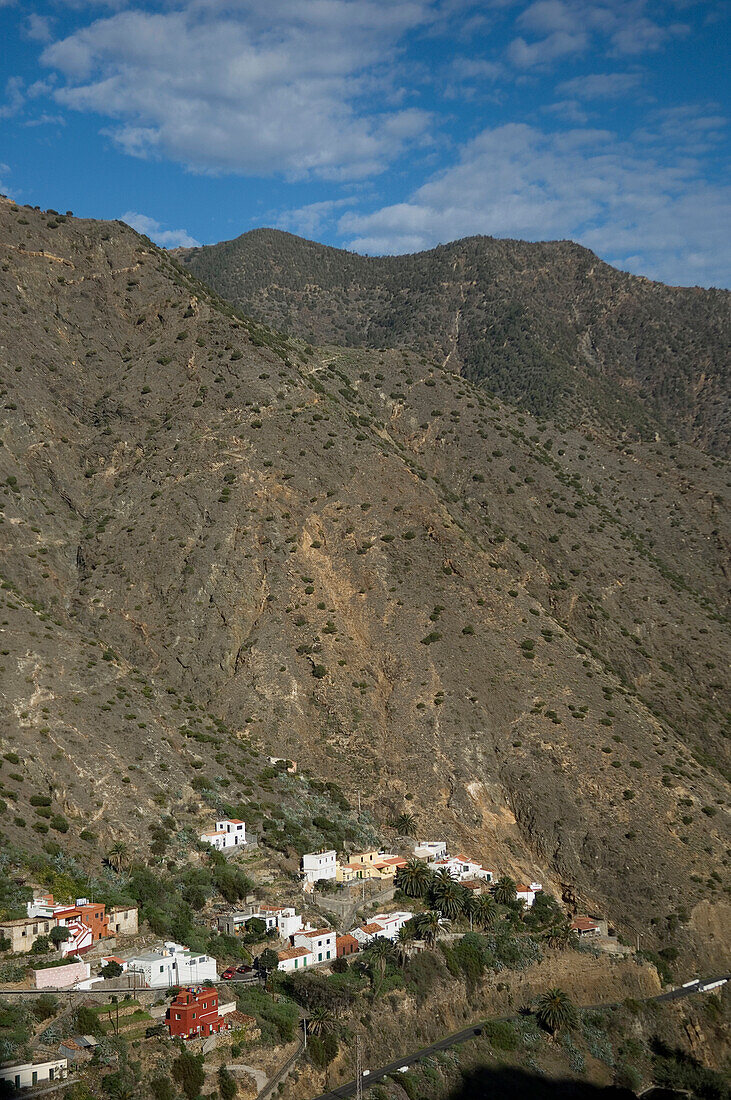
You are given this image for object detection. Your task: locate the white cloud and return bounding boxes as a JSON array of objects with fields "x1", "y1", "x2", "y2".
[
  {"x1": 25, "y1": 13, "x2": 54, "y2": 43},
  {"x1": 41, "y1": 0, "x2": 435, "y2": 180},
  {"x1": 557, "y1": 72, "x2": 642, "y2": 98},
  {"x1": 506, "y1": 1, "x2": 692, "y2": 69},
  {"x1": 0, "y1": 76, "x2": 25, "y2": 119},
  {"x1": 541, "y1": 98, "x2": 589, "y2": 123},
  {"x1": 274, "y1": 198, "x2": 355, "y2": 239},
  {"x1": 516, "y1": 0, "x2": 577, "y2": 34},
  {"x1": 508, "y1": 29, "x2": 587, "y2": 67},
  {"x1": 337, "y1": 116, "x2": 730, "y2": 287},
  {"x1": 120, "y1": 211, "x2": 200, "y2": 248}
]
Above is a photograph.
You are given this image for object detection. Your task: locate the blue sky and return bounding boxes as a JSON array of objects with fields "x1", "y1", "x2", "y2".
[{"x1": 0, "y1": 0, "x2": 728, "y2": 286}]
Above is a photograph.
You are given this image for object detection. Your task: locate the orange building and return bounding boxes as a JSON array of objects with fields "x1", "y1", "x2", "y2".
[{"x1": 53, "y1": 901, "x2": 109, "y2": 953}]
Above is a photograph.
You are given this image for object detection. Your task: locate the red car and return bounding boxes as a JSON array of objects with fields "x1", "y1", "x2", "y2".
[
  {"x1": 221, "y1": 967, "x2": 236, "y2": 980},
  {"x1": 236, "y1": 964, "x2": 253, "y2": 974}
]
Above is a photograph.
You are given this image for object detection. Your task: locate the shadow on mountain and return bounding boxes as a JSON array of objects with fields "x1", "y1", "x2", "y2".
[{"x1": 446, "y1": 1066, "x2": 636, "y2": 1099}]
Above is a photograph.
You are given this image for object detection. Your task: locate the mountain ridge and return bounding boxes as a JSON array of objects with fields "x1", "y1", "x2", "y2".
[{"x1": 177, "y1": 227, "x2": 730, "y2": 457}]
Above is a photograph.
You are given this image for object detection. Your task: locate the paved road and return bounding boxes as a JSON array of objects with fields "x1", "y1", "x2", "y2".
[{"x1": 310, "y1": 974, "x2": 729, "y2": 1100}]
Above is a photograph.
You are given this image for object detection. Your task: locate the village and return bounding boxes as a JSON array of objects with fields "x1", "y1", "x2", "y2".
[{"x1": 0, "y1": 812, "x2": 618, "y2": 1094}]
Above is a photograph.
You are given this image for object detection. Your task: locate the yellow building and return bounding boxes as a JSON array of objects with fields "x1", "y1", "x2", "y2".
[
  {"x1": 369, "y1": 857, "x2": 408, "y2": 880},
  {"x1": 335, "y1": 862, "x2": 367, "y2": 883},
  {"x1": 351, "y1": 850, "x2": 382, "y2": 866}
]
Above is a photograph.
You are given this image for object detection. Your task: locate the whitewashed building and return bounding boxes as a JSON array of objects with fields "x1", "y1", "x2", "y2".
[
  {"x1": 413, "y1": 841, "x2": 448, "y2": 862},
  {"x1": 277, "y1": 946, "x2": 314, "y2": 972},
  {"x1": 516, "y1": 882, "x2": 543, "y2": 908},
  {"x1": 292, "y1": 927, "x2": 336, "y2": 963},
  {"x1": 368, "y1": 912, "x2": 413, "y2": 941},
  {"x1": 127, "y1": 942, "x2": 217, "y2": 988},
  {"x1": 200, "y1": 819, "x2": 246, "y2": 851},
  {"x1": 0, "y1": 1059, "x2": 68, "y2": 1089},
  {"x1": 301, "y1": 849, "x2": 337, "y2": 883},
  {"x1": 216, "y1": 903, "x2": 305, "y2": 939},
  {"x1": 351, "y1": 920, "x2": 387, "y2": 946},
  {"x1": 433, "y1": 855, "x2": 494, "y2": 882}
]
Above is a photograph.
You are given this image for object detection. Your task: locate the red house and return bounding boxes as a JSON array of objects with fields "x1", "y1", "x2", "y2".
[
  {"x1": 165, "y1": 988, "x2": 227, "y2": 1040},
  {"x1": 336, "y1": 934, "x2": 359, "y2": 958}
]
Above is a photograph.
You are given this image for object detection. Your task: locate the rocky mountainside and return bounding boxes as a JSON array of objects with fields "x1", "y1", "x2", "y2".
[
  {"x1": 177, "y1": 229, "x2": 730, "y2": 456},
  {"x1": 1, "y1": 199, "x2": 729, "y2": 969}
]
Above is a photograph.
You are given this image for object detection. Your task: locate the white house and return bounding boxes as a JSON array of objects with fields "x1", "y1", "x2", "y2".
[
  {"x1": 127, "y1": 942, "x2": 217, "y2": 988},
  {"x1": 413, "y1": 841, "x2": 448, "y2": 862},
  {"x1": 292, "y1": 927, "x2": 336, "y2": 963},
  {"x1": 200, "y1": 819, "x2": 246, "y2": 851},
  {"x1": 277, "y1": 946, "x2": 314, "y2": 972},
  {"x1": 367, "y1": 912, "x2": 413, "y2": 941},
  {"x1": 351, "y1": 921, "x2": 387, "y2": 946},
  {"x1": 516, "y1": 882, "x2": 542, "y2": 908},
  {"x1": 301, "y1": 849, "x2": 337, "y2": 883},
  {"x1": 433, "y1": 855, "x2": 493, "y2": 882},
  {"x1": 217, "y1": 904, "x2": 306, "y2": 939},
  {"x1": 0, "y1": 1059, "x2": 68, "y2": 1089}
]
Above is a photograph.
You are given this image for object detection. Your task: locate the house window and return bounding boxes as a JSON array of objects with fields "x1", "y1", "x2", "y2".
[{"x1": 175, "y1": 1014, "x2": 181, "y2": 1020}]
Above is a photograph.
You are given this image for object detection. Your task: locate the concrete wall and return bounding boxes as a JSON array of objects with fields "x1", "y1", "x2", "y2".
[{"x1": 33, "y1": 959, "x2": 90, "y2": 989}]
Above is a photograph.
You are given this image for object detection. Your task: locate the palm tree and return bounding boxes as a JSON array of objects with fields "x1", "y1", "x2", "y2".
[
  {"x1": 106, "y1": 842, "x2": 129, "y2": 872},
  {"x1": 475, "y1": 894, "x2": 500, "y2": 931},
  {"x1": 492, "y1": 876, "x2": 517, "y2": 906},
  {"x1": 417, "y1": 910, "x2": 448, "y2": 949},
  {"x1": 395, "y1": 812, "x2": 417, "y2": 835},
  {"x1": 431, "y1": 872, "x2": 466, "y2": 920},
  {"x1": 307, "y1": 1006, "x2": 334, "y2": 1037},
  {"x1": 395, "y1": 857, "x2": 432, "y2": 899},
  {"x1": 542, "y1": 922, "x2": 578, "y2": 951},
  {"x1": 395, "y1": 924, "x2": 415, "y2": 967},
  {"x1": 363, "y1": 937, "x2": 395, "y2": 994},
  {"x1": 534, "y1": 988, "x2": 578, "y2": 1035}
]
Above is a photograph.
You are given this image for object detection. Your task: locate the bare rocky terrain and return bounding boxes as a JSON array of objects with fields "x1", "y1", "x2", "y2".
[{"x1": 0, "y1": 198, "x2": 729, "y2": 970}]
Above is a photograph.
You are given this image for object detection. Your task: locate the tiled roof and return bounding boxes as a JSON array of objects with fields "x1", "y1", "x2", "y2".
[
  {"x1": 278, "y1": 947, "x2": 311, "y2": 961},
  {"x1": 571, "y1": 917, "x2": 600, "y2": 931},
  {"x1": 359, "y1": 922, "x2": 385, "y2": 934}
]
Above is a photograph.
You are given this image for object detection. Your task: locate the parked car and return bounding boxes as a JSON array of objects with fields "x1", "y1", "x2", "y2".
[
  {"x1": 221, "y1": 967, "x2": 236, "y2": 980},
  {"x1": 236, "y1": 963, "x2": 254, "y2": 974}
]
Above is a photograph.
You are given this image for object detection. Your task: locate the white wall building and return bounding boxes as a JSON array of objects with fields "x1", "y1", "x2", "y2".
[
  {"x1": 516, "y1": 882, "x2": 543, "y2": 908},
  {"x1": 277, "y1": 946, "x2": 314, "y2": 972},
  {"x1": 127, "y1": 942, "x2": 217, "y2": 988},
  {"x1": 351, "y1": 921, "x2": 387, "y2": 946},
  {"x1": 0, "y1": 1059, "x2": 68, "y2": 1089},
  {"x1": 292, "y1": 928, "x2": 336, "y2": 963},
  {"x1": 433, "y1": 856, "x2": 493, "y2": 882},
  {"x1": 301, "y1": 849, "x2": 337, "y2": 883},
  {"x1": 200, "y1": 819, "x2": 246, "y2": 851},
  {"x1": 217, "y1": 904, "x2": 306, "y2": 939},
  {"x1": 414, "y1": 841, "x2": 448, "y2": 862},
  {"x1": 368, "y1": 912, "x2": 413, "y2": 941}
]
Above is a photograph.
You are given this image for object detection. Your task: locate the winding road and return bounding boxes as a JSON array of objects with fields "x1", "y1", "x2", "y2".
[{"x1": 309, "y1": 975, "x2": 729, "y2": 1100}]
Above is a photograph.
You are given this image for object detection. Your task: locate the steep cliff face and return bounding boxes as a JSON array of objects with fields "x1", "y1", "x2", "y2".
[
  {"x1": 1, "y1": 199, "x2": 728, "y2": 965},
  {"x1": 177, "y1": 228, "x2": 731, "y2": 456}
]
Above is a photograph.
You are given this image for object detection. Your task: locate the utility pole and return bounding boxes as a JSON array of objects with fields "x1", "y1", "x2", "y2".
[{"x1": 355, "y1": 1034, "x2": 363, "y2": 1100}]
